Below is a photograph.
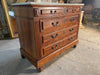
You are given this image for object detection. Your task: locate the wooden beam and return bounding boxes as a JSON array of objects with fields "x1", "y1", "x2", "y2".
[{"x1": 1, "y1": 0, "x2": 18, "y2": 38}]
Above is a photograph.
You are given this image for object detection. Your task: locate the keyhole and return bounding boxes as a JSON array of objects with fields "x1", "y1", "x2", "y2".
[
  {"x1": 54, "y1": 10, "x2": 56, "y2": 14},
  {"x1": 66, "y1": 9, "x2": 68, "y2": 12},
  {"x1": 50, "y1": 10, "x2": 52, "y2": 14}
]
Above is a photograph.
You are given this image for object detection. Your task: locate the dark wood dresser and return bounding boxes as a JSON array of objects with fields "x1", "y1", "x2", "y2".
[{"x1": 13, "y1": 2, "x2": 84, "y2": 72}]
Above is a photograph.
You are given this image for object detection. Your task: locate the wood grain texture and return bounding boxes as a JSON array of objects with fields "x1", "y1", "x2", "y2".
[
  {"x1": 37, "y1": 40, "x2": 79, "y2": 68},
  {"x1": 42, "y1": 33, "x2": 77, "y2": 57},
  {"x1": 13, "y1": 4, "x2": 84, "y2": 72},
  {"x1": 42, "y1": 25, "x2": 78, "y2": 47}
]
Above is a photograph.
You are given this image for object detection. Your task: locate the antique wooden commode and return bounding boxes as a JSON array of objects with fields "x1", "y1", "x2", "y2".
[{"x1": 13, "y1": 2, "x2": 84, "y2": 72}]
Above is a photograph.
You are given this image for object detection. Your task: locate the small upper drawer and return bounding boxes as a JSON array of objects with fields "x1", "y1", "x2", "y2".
[
  {"x1": 65, "y1": 7, "x2": 81, "y2": 14},
  {"x1": 38, "y1": 9, "x2": 64, "y2": 16},
  {"x1": 40, "y1": 17, "x2": 65, "y2": 34}
]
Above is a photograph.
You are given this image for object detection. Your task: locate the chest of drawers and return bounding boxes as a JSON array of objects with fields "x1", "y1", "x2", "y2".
[{"x1": 13, "y1": 2, "x2": 84, "y2": 72}]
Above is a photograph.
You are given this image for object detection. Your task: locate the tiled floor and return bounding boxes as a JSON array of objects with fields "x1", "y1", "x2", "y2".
[{"x1": 0, "y1": 27, "x2": 100, "y2": 75}]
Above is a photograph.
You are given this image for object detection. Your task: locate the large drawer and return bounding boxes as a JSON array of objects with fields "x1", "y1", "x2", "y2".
[
  {"x1": 40, "y1": 17, "x2": 65, "y2": 34},
  {"x1": 42, "y1": 25, "x2": 78, "y2": 47},
  {"x1": 65, "y1": 15, "x2": 79, "y2": 27},
  {"x1": 42, "y1": 33, "x2": 77, "y2": 57}
]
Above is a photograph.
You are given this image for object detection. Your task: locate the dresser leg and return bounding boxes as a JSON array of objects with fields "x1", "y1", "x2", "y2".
[
  {"x1": 21, "y1": 54, "x2": 25, "y2": 59},
  {"x1": 73, "y1": 45, "x2": 77, "y2": 48},
  {"x1": 37, "y1": 67, "x2": 43, "y2": 72}
]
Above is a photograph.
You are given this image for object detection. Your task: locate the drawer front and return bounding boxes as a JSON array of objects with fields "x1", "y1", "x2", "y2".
[
  {"x1": 42, "y1": 25, "x2": 78, "y2": 47},
  {"x1": 65, "y1": 15, "x2": 79, "y2": 27},
  {"x1": 67, "y1": 33, "x2": 77, "y2": 44},
  {"x1": 39, "y1": 9, "x2": 64, "y2": 16},
  {"x1": 42, "y1": 33, "x2": 77, "y2": 57},
  {"x1": 40, "y1": 18, "x2": 65, "y2": 33},
  {"x1": 65, "y1": 7, "x2": 81, "y2": 14}
]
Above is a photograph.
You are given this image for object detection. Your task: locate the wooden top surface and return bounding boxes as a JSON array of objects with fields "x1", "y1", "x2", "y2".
[{"x1": 12, "y1": 2, "x2": 84, "y2": 6}]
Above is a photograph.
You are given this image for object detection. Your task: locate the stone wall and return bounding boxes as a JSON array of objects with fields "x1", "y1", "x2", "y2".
[
  {"x1": 94, "y1": 0, "x2": 100, "y2": 8},
  {"x1": 0, "y1": 1, "x2": 11, "y2": 39}
]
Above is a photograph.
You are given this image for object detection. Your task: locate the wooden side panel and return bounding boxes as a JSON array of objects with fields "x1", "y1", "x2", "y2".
[
  {"x1": 14, "y1": 6, "x2": 33, "y2": 18},
  {"x1": 14, "y1": 6, "x2": 37, "y2": 60},
  {"x1": 33, "y1": 17, "x2": 42, "y2": 60}
]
